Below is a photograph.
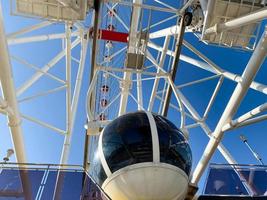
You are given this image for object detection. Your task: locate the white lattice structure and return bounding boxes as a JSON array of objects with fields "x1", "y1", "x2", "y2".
[{"x1": 0, "y1": 0, "x2": 267, "y2": 199}]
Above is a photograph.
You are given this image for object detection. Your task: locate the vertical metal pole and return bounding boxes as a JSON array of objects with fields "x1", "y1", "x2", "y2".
[
  {"x1": 53, "y1": 23, "x2": 72, "y2": 200},
  {"x1": 240, "y1": 135, "x2": 264, "y2": 165},
  {"x1": 161, "y1": 13, "x2": 189, "y2": 117},
  {"x1": 118, "y1": 0, "x2": 142, "y2": 116},
  {"x1": 0, "y1": 1, "x2": 26, "y2": 164},
  {"x1": 60, "y1": 23, "x2": 72, "y2": 164},
  {"x1": 191, "y1": 27, "x2": 267, "y2": 185},
  {"x1": 148, "y1": 36, "x2": 170, "y2": 112},
  {"x1": 0, "y1": 3, "x2": 33, "y2": 199}
]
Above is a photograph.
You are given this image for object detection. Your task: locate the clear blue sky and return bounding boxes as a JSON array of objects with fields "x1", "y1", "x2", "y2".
[{"x1": 0, "y1": 0, "x2": 267, "y2": 192}]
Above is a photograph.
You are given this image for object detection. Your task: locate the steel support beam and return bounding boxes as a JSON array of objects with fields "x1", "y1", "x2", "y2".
[
  {"x1": 118, "y1": 0, "x2": 142, "y2": 116},
  {"x1": 53, "y1": 23, "x2": 74, "y2": 200},
  {"x1": 148, "y1": 36, "x2": 170, "y2": 112},
  {"x1": 0, "y1": 2, "x2": 27, "y2": 163},
  {"x1": 222, "y1": 102, "x2": 267, "y2": 132},
  {"x1": 7, "y1": 32, "x2": 79, "y2": 45},
  {"x1": 162, "y1": 14, "x2": 187, "y2": 117},
  {"x1": 177, "y1": 90, "x2": 238, "y2": 167},
  {"x1": 0, "y1": 96, "x2": 14, "y2": 116},
  {"x1": 60, "y1": 31, "x2": 88, "y2": 165},
  {"x1": 205, "y1": 8, "x2": 267, "y2": 35},
  {"x1": 60, "y1": 23, "x2": 72, "y2": 165},
  {"x1": 7, "y1": 21, "x2": 53, "y2": 38},
  {"x1": 0, "y1": 3, "x2": 32, "y2": 199},
  {"x1": 136, "y1": 73, "x2": 143, "y2": 110},
  {"x1": 148, "y1": 40, "x2": 267, "y2": 95},
  {"x1": 88, "y1": 2, "x2": 100, "y2": 120},
  {"x1": 191, "y1": 27, "x2": 267, "y2": 185}
]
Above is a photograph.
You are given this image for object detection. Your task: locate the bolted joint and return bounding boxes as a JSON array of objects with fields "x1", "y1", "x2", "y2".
[
  {"x1": 184, "y1": 12, "x2": 193, "y2": 26},
  {"x1": 119, "y1": 79, "x2": 132, "y2": 91},
  {"x1": 8, "y1": 119, "x2": 22, "y2": 127},
  {"x1": 0, "y1": 98, "x2": 8, "y2": 109}
]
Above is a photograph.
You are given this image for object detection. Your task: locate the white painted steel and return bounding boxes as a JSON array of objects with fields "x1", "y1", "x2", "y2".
[
  {"x1": 222, "y1": 102, "x2": 267, "y2": 132},
  {"x1": 0, "y1": 2, "x2": 27, "y2": 163},
  {"x1": 150, "y1": 25, "x2": 181, "y2": 39},
  {"x1": 86, "y1": 71, "x2": 99, "y2": 121},
  {"x1": 16, "y1": 38, "x2": 80, "y2": 96},
  {"x1": 102, "y1": 162, "x2": 189, "y2": 200},
  {"x1": 191, "y1": 27, "x2": 267, "y2": 185},
  {"x1": 180, "y1": 0, "x2": 195, "y2": 14},
  {"x1": 7, "y1": 21, "x2": 53, "y2": 38},
  {"x1": 60, "y1": 30, "x2": 88, "y2": 163},
  {"x1": 205, "y1": 8, "x2": 267, "y2": 35},
  {"x1": 0, "y1": 96, "x2": 14, "y2": 116},
  {"x1": 176, "y1": 89, "x2": 238, "y2": 167},
  {"x1": 148, "y1": 36, "x2": 170, "y2": 112},
  {"x1": 60, "y1": 24, "x2": 72, "y2": 165},
  {"x1": 14, "y1": 0, "x2": 88, "y2": 21},
  {"x1": 118, "y1": 0, "x2": 142, "y2": 116},
  {"x1": 165, "y1": 77, "x2": 185, "y2": 129},
  {"x1": 203, "y1": 76, "x2": 224, "y2": 119},
  {"x1": 182, "y1": 40, "x2": 267, "y2": 95},
  {"x1": 99, "y1": 125, "x2": 112, "y2": 177},
  {"x1": 18, "y1": 86, "x2": 67, "y2": 103},
  {"x1": 136, "y1": 73, "x2": 143, "y2": 110},
  {"x1": 145, "y1": 111, "x2": 160, "y2": 163},
  {"x1": 233, "y1": 114, "x2": 267, "y2": 130},
  {"x1": 11, "y1": 55, "x2": 65, "y2": 84},
  {"x1": 7, "y1": 32, "x2": 79, "y2": 45},
  {"x1": 154, "y1": 0, "x2": 176, "y2": 11},
  {"x1": 106, "y1": 3, "x2": 129, "y2": 32},
  {"x1": 21, "y1": 114, "x2": 65, "y2": 135}
]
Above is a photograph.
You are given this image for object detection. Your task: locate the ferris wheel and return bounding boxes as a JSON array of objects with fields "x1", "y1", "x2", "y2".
[{"x1": 0, "y1": 0, "x2": 267, "y2": 199}]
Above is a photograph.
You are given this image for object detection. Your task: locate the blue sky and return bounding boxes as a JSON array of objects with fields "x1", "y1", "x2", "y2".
[{"x1": 0, "y1": 0, "x2": 267, "y2": 192}]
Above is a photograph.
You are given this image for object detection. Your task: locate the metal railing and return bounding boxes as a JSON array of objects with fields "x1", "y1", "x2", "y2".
[{"x1": 0, "y1": 162, "x2": 110, "y2": 200}]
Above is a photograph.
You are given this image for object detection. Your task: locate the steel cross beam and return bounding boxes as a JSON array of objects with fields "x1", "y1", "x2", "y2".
[
  {"x1": 148, "y1": 40, "x2": 267, "y2": 95},
  {"x1": 16, "y1": 38, "x2": 80, "y2": 97},
  {"x1": 7, "y1": 21, "x2": 53, "y2": 38},
  {"x1": 191, "y1": 27, "x2": 267, "y2": 185},
  {"x1": 222, "y1": 102, "x2": 267, "y2": 132},
  {"x1": 176, "y1": 90, "x2": 238, "y2": 166},
  {"x1": 177, "y1": 90, "x2": 256, "y2": 196}
]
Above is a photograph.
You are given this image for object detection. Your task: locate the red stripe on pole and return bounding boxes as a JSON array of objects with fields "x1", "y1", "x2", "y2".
[{"x1": 99, "y1": 30, "x2": 129, "y2": 43}]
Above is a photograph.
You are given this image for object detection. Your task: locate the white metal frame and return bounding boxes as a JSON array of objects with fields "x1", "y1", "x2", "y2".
[{"x1": 1, "y1": 1, "x2": 267, "y2": 198}]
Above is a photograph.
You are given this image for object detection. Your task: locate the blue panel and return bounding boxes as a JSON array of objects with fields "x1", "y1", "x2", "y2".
[
  {"x1": 0, "y1": 168, "x2": 110, "y2": 200},
  {"x1": 238, "y1": 169, "x2": 267, "y2": 195},
  {"x1": 204, "y1": 165, "x2": 267, "y2": 196},
  {"x1": 204, "y1": 168, "x2": 249, "y2": 195},
  {"x1": 0, "y1": 169, "x2": 44, "y2": 200}
]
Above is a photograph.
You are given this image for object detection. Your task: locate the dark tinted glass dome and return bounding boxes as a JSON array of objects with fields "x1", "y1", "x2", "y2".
[
  {"x1": 90, "y1": 111, "x2": 192, "y2": 185},
  {"x1": 153, "y1": 114, "x2": 192, "y2": 175}
]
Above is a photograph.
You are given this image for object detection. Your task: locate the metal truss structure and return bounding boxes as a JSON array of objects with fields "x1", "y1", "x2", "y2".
[{"x1": 0, "y1": 0, "x2": 267, "y2": 197}]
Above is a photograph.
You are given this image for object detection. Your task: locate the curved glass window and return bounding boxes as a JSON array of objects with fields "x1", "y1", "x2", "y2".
[
  {"x1": 89, "y1": 148, "x2": 107, "y2": 186},
  {"x1": 153, "y1": 114, "x2": 192, "y2": 175},
  {"x1": 102, "y1": 112, "x2": 153, "y2": 173}
]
